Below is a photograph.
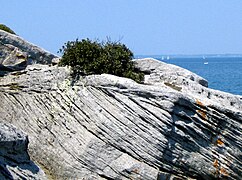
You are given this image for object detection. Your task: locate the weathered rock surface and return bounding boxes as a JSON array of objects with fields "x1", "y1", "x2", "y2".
[
  {"x1": 0, "y1": 29, "x2": 57, "y2": 73},
  {"x1": 134, "y1": 58, "x2": 208, "y2": 87},
  {"x1": 134, "y1": 58, "x2": 242, "y2": 111},
  {"x1": 0, "y1": 123, "x2": 47, "y2": 179},
  {"x1": 0, "y1": 30, "x2": 241, "y2": 179},
  {"x1": 0, "y1": 63, "x2": 241, "y2": 179}
]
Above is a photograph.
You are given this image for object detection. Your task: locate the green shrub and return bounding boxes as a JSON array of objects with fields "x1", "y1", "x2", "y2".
[
  {"x1": 59, "y1": 39, "x2": 144, "y2": 83},
  {"x1": 0, "y1": 24, "x2": 16, "y2": 34},
  {"x1": 59, "y1": 39, "x2": 103, "y2": 74}
]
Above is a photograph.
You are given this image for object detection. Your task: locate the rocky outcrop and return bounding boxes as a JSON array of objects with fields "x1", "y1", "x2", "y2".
[
  {"x1": 134, "y1": 58, "x2": 208, "y2": 87},
  {"x1": 134, "y1": 58, "x2": 242, "y2": 111},
  {"x1": 0, "y1": 63, "x2": 241, "y2": 179},
  {"x1": 0, "y1": 123, "x2": 46, "y2": 179},
  {"x1": 0, "y1": 29, "x2": 58, "y2": 73},
  {"x1": 0, "y1": 30, "x2": 241, "y2": 179}
]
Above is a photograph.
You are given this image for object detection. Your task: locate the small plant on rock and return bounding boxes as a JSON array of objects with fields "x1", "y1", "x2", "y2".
[
  {"x1": 0, "y1": 24, "x2": 16, "y2": 34},
  {"x1": 58, "y1": 38, "x2": 144, "y2": 83}
]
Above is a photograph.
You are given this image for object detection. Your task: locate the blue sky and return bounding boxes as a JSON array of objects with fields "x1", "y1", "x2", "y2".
[{"x1": 1, "y1": 0, "x2": 242, "y2": 55}]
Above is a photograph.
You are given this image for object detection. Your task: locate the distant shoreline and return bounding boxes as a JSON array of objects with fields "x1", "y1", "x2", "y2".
[{"x1": 135, "y1": 54, "x2": 242, "y2": 59}]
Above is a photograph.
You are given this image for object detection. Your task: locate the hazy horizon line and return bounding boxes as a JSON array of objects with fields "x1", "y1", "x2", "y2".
[{"x1": 135, "y1": 54, "x2": 242, "y2": 57}]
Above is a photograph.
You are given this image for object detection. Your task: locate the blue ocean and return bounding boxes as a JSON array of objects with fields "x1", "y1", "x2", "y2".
[{"x1": 136, "y1": 55, "x2": 242, "y2": 96}]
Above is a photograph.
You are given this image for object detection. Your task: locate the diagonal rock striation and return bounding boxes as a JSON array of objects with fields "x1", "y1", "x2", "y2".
[{"x1": 0, "y1": 30, "x2": 241, "y2": 179}]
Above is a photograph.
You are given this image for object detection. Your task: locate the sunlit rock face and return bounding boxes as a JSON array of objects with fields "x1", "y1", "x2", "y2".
[{"x1": 0, "y1": 30, "x2": 241, "y2": 179}]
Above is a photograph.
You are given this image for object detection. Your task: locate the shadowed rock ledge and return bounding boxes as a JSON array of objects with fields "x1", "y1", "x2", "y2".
[
  {"x1": 0, "y1": 123, "x2": 46, "y2": 179},
  {"x1": 0, "y1": 30, "x2": 241, "y2": 179}
]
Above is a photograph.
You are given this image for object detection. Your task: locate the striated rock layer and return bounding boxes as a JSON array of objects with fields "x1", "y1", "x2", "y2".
[{"x1": 0, "y1": 30, "x2": 241, "y2": 179}]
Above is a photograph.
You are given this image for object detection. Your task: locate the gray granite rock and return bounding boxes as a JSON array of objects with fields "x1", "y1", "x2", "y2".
[
  {"x1": 0, "y1": 123, "x2": 47, "y2": 179},
  {"x1": 133, "y1": 58, "x2": 208, "y2": 87},
  {"x1": 0, "y1": 32, "x2": 241, "y2": 179},
  {"x1": 0, "y1": 30, "x2": 58, "y2": 72},
  {"x1": 0, "y1": 61, "x2": 241, "y2": 179}
]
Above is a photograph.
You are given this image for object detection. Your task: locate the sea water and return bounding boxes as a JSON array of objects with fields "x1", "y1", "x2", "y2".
[{"x1": 137, "y1": 55, "x2": 242, "y2": 96}]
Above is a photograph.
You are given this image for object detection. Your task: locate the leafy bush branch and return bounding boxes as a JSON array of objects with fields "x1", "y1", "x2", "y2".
[{"x1": 59, "y1": 39, "x2": 144, "y2": 83}]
